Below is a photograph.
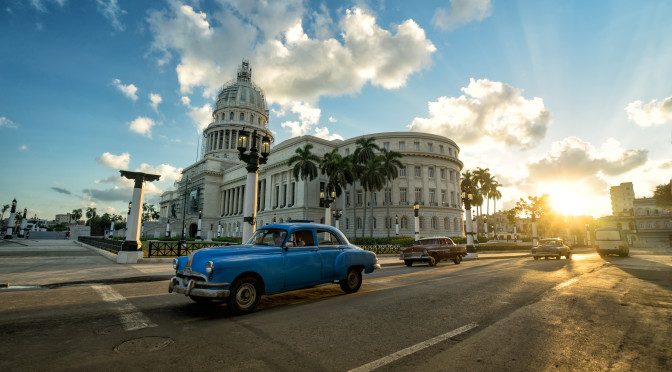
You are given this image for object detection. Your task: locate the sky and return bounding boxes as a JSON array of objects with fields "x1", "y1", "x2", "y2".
[{"x1": 1, "y1": 0, "x2": 671, "y2": 221}]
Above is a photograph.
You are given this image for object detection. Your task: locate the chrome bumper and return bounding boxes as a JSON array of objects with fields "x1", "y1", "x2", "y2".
[
  {"x1": 374, "y1": 263, "x2": 382, "y2": 269},
  {"x1": 531, "y1": 252, "x2": 561, "y2": 257},
  {"x1": 399, "y1": 254, "x2": 429, "y2": 261},
  {"x1": 168, "y1": 276, "x2": 231, "y2": 298}
]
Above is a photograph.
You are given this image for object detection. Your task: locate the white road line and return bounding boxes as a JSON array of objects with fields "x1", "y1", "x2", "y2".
[
  {"x1": 92, "y1": 285, "x2": 157, "y2": 331},
  {"x1": 349, "y1": 322, "x2": 479, "y2": 372}
]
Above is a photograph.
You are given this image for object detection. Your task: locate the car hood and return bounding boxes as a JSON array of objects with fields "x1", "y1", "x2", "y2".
[{"x1": 184, "y1": 245, "x2": 283, "y2": 271}]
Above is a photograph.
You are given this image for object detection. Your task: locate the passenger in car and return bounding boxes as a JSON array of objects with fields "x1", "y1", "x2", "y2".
[{"x1": 295, "y1": 231, "x2": 306, "y2": 246}]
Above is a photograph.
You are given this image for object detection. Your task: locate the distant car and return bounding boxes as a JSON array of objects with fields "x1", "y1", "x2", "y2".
[
  {"x1": 531, "y1": 238, "x2": 572, "y2": 260},
  {"x1": 594, "y1": 227, "x2": 630, "y2": 257},
  {"x1": 399, "y1": 237, "x2": 466, "y2": 266},
  {"x1": 169, "y1": 222, "x2": 381, "y2": 315}
]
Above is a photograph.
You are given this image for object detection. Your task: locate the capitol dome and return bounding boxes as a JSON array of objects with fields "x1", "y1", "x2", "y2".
[{"x1": 203, "y1": 60, "x2": 272, "y2": 161}]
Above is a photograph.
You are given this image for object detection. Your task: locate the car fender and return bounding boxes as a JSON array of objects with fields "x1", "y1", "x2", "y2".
[{"x1": 209, "y1": 253, "x2": 285, "y2": 294}]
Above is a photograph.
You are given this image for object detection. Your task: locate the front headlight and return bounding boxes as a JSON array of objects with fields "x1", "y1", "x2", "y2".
[
  {"x1": 172, "y1": 258, "x2": 178, "y2": 269},
  {"x1": 205, "y1": 261, "x2": 214, "y2": 274}
]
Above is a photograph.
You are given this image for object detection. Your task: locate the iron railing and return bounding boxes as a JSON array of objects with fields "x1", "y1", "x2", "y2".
[
  {"x1": 147, "y1": 240, "x2": 233, "y2": 258},
  {"x1": 361, "y1": 245, "x2": 402, "y2": 255}
]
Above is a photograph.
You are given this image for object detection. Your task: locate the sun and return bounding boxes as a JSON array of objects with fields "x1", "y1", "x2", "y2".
[{"x1": 546, "y1": 184, "x2": 591, "y2": 216}]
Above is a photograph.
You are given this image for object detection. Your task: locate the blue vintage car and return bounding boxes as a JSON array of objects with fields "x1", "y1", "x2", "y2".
[{"x1": 169, "y1": 222, "x2": 381, "y2": 315}]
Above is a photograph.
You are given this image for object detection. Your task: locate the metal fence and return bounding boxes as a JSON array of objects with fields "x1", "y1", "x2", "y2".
[
  {"x1": 147, "y1": 240, "x2": 234, "y2": 258},
  {"x1": 360, "y1": 245, "x2": 402, "y2": 255},
  {"x1": 78, "y1": 236, "x2": 123, "y2": 253}
]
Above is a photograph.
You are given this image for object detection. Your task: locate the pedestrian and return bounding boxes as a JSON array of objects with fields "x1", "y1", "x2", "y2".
[
  {"x1": 66, "y1": 231, "x2": 70, "y2": 240},
  {"x1": 26, "y1": 231, "x2": 30, "y2": 239}
]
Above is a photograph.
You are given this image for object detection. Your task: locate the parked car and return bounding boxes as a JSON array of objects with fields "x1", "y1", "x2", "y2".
[
  {"x1": 169, "y1": 222, "x2": 381, "y2": 315},
  {"x1": 399, "y1": 237, "x2": 466, "y2": 266},
  {"x1": 531, "y1": 238, "x2": 572, "y2": 260},
  {"x1": 594, "y1": 227, "x2": 630, "y2": 257}
]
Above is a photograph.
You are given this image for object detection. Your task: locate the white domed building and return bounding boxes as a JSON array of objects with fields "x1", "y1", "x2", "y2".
[{"x1": 157, "y1": 61, "x2": 465, "y2": 240}]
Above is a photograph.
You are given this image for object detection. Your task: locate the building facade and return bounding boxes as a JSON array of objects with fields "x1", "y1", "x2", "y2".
[
  {"x1": 154, "y1": 61, "x2": 465, "y2": 240},
  {"x1": 610, "y1": 182, "x2": 635, "y2": 216}
]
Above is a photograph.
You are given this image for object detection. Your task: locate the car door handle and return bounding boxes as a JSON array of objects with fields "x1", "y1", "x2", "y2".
[{"x1": 312, "y1": 248, "x2": 319, "y2": 251}]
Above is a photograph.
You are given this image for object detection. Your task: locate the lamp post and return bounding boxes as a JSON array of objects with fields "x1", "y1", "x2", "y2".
[
  {"x1": 462, "y1": 191, "x2": 476, "y2": 256},
  {"x1": 320, "y1": 185, "x2": 336, "y2": 226},
  {"x1": 217, "y1": 222, "x2": 221, "y2": 238},
  {"x1": 237, "y1": 129, "x2": 271, "y2": 243},
  {"x1": 273, "y1": 214, "x2": 276, "y2": 223},
  {"x1": 17, "y1": 207, "x2": 27, "y2": 238},
  {"x1": 332, "y1": 208, "x2": 343, "y2": 230},
  {"x1": 483, "y1": 215, "x2": 488, "y2": 239},
  {"x1": 3, "y1": 199, "x2": 17, "y2": 239},
  {"x1": 531, "y1": 214, "x2": 538, "y2": 246},
  {"x1": 196, "y1": 210, "x2": 202, "y2": 240},
  {"x1": 395, "y1": 214, "x2": 399, "y2": 236},
  {"x1": 413, "y1": 202, "x2": 420, "y2": 242},
  {"x1": 166, "y1": 219, "x2": 171, "y2": 237}
]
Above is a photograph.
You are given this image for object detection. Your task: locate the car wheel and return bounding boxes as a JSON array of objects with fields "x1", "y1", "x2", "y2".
[
  {"x1": 557, "y1": 255, "x2": 561, "y2": 259},
  {"x1": 534, "y1": 256, "x2": 539, "y2": 260},
  {"x1": 453, "y1": 255, "x2": 462, "y2": 264},
  {"x1": 428, "y1": 255, "x2": 438, "y2": 266},
  {"x1": 565, "y1": 252, "x2": 572, "y2": 259},
  {"x1": 404, "y1": 260, "x2": 413, "y2": 267},
  {"x1": 227, "y1": 275, "x2": 261, "y2": 315},
  {"x1": 189, "y1": 295, "x2": 213, "y2": 304},
  {"x1": 340, "y1": 267, "x2": 362, "y2": 293}
]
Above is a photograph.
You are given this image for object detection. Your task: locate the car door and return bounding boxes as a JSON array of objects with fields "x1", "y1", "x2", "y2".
[
  {"x1": 283, "y1": 229, "x2": 322, "y2": 289},
  {"x1": 316, "y1": 229, "x2": 344, "y2": 280}
]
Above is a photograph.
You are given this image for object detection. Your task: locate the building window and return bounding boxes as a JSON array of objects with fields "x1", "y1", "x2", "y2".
[
  {"x1": 444, "y1": 217, "x2": 450, "y2": 230},
  {"x1": 429, "y1": 189, "x2": 435, "y2": 204},
  {"x1": 383, "y1": 142, "x2": 390, "y2": 150},
  {"x1": 450, "y1": 191, "x2": 455, "y2": 206},
  {"x1": 441, "y1": 191, "x2": 446, "y2": 204},
  {"x1": 414, "y1": 188, "x2": 422, "y2": 203},
  {"x1": 428, "y1": 167, "x2": 434, "y2": 178},
  {"x1": 414, "y1": 142, "x2": 420, "y2": 151},
  {"x1": 345, "y1": 148, "x2": 350, "y2": 156},
  {"x1": 400, "y1": 188, "x2": 407, "y2": 203},
  {"x1": 230, "y1": 112, "x2": 234, "y2": 120},
  {"x1": 431, "y1": 217, "x2": 438, "y2": 229},
  {"x1": 357, "y1": 191, "x2": 363, "y2": 206},
  {"x1": 274, "y1": 185, "x2": 280, "y2": 208},
  {"x1": 372, "y1": 217, "x2": 377, "y2": 229},
  {"x1": 399, "y1": 166, "x2": 406, "y2": 177},
  {"x1": 450, "y1": 170, "x2": 455, "y2": 182},
  {"x1": 428, "y1": 143, "x2": 433, "y2": 152},
  {"x1": 414, "y1": 166, "x2": 421, "y2": 177},
  {"x1": 250, "y1": 114, "x2": 254, "y2": 123},
  {"x1": 440, "y1": 169, "x2": 446, "y2": 179},
  {"x1": 357, "y1": 217, "x2": 363, "y2": 229},
  {"x1": 401, "y1": 216, "x2": 408, "y2": 229},
  {"x1": 399, "y1": 142, "x2": 405, "y2": 150},
  {"x1": 282, "y1": 184, "x2": 287, "y2": 207},
  {"x1": 419, "y1": 216, "x2": 424, "y2": 229},
  {"x1": 439, "y1": 145, "x2": 444, "y2": 154},
  {"x1": 240, "y1": 113, "x2": 245, "y2": 121},
  {"x1": 291, "y1": 183, "x2": 296, "y2": 205}
]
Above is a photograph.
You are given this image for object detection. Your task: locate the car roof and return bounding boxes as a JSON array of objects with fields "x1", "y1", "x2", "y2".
[
  {"x1": 262, "y1": 222, "x2": 334, "y2": 230},
  {"x1": 420, "y1": 236, "x2": 452, "y2": 240}
]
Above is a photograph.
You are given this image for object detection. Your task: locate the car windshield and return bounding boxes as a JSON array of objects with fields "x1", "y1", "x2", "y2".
[
  {"x1": 541, "y1": 240, "x2": 561, "y2": 246},
  {"x1": 595, "y1": 230, "x2": 621, "y2": 241},
  {"x1": 248, "y1": 229, "x2": 287, "y2": 247}
]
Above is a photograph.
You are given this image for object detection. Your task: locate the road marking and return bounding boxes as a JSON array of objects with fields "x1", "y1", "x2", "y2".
[
  {"x1": 349, "y1": 322, "x2": 479, "y2": 372},
  {"x1": 92, "y1": 285, "x2": 157, "y2": 331},
  {"x1": 553, "y1": 278, "x2": 578, "y2": 290}
]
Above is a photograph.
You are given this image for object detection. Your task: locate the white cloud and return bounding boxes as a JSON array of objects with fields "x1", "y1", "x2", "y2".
[
  {"x1": 135, "y1": 163, "x2": 183, "y2": 182},
  {"x1": 111, "y1": 78, "x2": 138, "y2": 101},
  {"x1": 526, "y1": 137, "x2": 648, "y2": 181},
  {"x1": 408, "y1": 78, "x2": 551, "y2": 149},
  {"x1": 147, "y1": 4, "x2": 435, "y2": 105},
  {"x1": 128, "y1": 117, "x2": 157, "y2": 137},
  {"x1": 29, "y1": 0, "x2": 65, "y2": 13},
  {"x1": 314, "y1": 126, "x2": 344, "y2": 141},
  {"x1": 432, "y1": 0, "x2": 494, "y2": 31},
  {"x1": 0, "y1": 117, "x2": 18, "y2": 128},
  {"x1": 19, "y1": 144, "x2": 28, "y2": 151},
  {"x1": 149, "y1": 93, "x2": 162, "y2": 112},
  {"x1": 277, "y1": 101, "x2": 341, "y2": 138},
  {"x1": 328, "y1": 116, "x2": 337, "y2": 123},
  {"x1": 625, "y1": 96, "x2": 672, "y2": 127},
  {"x1": 96, "y1": 152, "x2": 130, "y2": 169},
  {"x1": 96, "y1": 0, "x2": 126, "y2": 31}
]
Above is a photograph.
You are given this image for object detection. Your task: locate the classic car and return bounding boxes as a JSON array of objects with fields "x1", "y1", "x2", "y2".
[
  {"x1": 169, "y1": 222, "x2": 381, "y2": 315},
  {"x1": 531, "y1": 238, "x2": 572, "y2": 260},
  {"x1": 399, "y1": 237, "x2": 466, "y2": 266}
]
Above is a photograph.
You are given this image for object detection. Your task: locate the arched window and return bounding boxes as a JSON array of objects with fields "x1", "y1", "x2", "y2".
[
  {"x1": 357, "y1": 217, "x2": 362, "y2": 229},
  {"x1": 250, "y1": 114, "x2": 254, "y2": 123},
  {"x1": 240, "y1": 113, "x2": 245, "y2": 121},
  {"x1": 221, "y1": 113, "x2": 225, "y2": 120},
  {"x1": 431, "y1": 217, "x2": 438, "y2": 229},
  {"x1": 229, "y1": 112, "x2": 234, "y2": 120},
  {"x1": 454, "y1": 218, "x2": 459, "y2": 232},
  {"x1": 444, "y1": 217, "x2": 450, "y2": 230},
  {"x1": 401, "y1": 216, "x2": 408, "y2": 229}
]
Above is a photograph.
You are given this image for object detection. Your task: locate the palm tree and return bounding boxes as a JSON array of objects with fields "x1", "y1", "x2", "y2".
[
  {"x1": 320, "y1": 150, "x2": 354, "y2": 227},
  {"x1": 71, "y1": 208, "x2": 82, "y2": 224},
  {"x1": 490, "y1": 181, "x2": 502, "y2": 214},
  {"x1": 379, "y1": 148, "x2": 403, "y2": 237},
  {"x1": 86, "y1": 207, "x2": 97, "y2": 226},
  {"x1": 360, "y1": 156, "x2": 385, "y2": 237},
  {"x1": 353, "y1": 137, "x2": 379, "y2": 237},
  {"x1": 287, "y1": 143, "x2": 321, "y2": 219},
  {"x1": 473, "y1": 167, "x2": 493, "y2": 216}
]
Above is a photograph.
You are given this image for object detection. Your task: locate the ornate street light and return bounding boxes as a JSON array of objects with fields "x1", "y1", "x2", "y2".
[
  {"x1": 332, "y1": 208, "x2": 343, "y2": 230},
  {"x1": 320, "y1": 184, "x2": 336, "y2": 225},
  {"x1": 395, "y1": 214, "x2": 399, "y2": 236},
  {"x1": 237, "y1": 129, "x2": 271, "y2": 243},
  {"x1": 196, "y1": 209, "x2": 202, "y2": 240},
  {"x1": 413, "y1": 202, "x2": 420, "y2": 242}
]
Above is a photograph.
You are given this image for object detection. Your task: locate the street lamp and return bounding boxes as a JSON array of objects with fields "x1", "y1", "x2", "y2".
[
  {"x1": 483, "y1": 215, "x2": 488, "y2": 239},
  {"x1": 128, "y1": 201, "x2": 132, "y2": 215},
  {"x1": 461, "y1": 191, "x2": 476, "y2": 256},
  {"x1": 332, "y1": 208, "x2": 343, "y2": 230},
  {"x1": 320, "y1": 184, "x2": 336, "y2": 225},
  {"x1": 237, "y1": 129, "x2": 272, "y2": 243},
  {"x1": 3, "y1": 198, "x2": 17, "y2": 239},
  {"x1": 395, "y1": 214, "x2": 399, "y2": 236},
  {"x1": 413, "y1": 202, "x2": 420, "y2": 242},
  {"x1": 196, "y1": 209, "x2": 202, "y2": 240}
]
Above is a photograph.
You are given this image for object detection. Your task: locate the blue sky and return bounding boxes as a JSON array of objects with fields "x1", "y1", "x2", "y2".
[{"x1": 1, "y1": 0, "x2": 671, "y2": 221}]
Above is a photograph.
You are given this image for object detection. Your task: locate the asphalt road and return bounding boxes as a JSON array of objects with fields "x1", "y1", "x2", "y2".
[{"x1": 0, "y1": 244, "x2": 670, "y2": 371}]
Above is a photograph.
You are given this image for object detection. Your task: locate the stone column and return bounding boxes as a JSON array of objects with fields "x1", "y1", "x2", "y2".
[
  {"x1": 119, "y1": 171, "x2": 160, "y2": 263},
  {"x1": 3, "y1": 199, "x2": 17, "y2": 239}
]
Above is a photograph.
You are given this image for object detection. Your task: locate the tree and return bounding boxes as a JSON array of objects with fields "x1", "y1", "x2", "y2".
[
  {"x1": 516, "y1": 194, "x2": 552, "y2": 238},
  {"x1": 353, "y1": 137, "x2": 380, "y2": 237},
  {"x1": 71, "y1": 208, "x2": 83, "y2": 224},
  {"x1": 653, "y1": 182, "x2": 672, "y2": 209},
  {"x1": 379, "y1": 148, "x2": 403, "y2": 237},
  {"x1": 503, "y1": 207, "x2": 520, "y2": 240},
  {"x1": 490, "y1": 181, "x2": 502, "y2": 214},
  {"x1": 287, "y1": 143, "x2": 321, "y2": 219},
  {"x1": 360, "y1": 156, "x2": 385, "y2": 237},
  {"x1": 85, "y1": 207, "x2": 97, "y2": 226},
  {"x1": 473, "y1": 167, "x2": 495, "y2": 216},
  {"x1": 320, "y1": 149, "x2": 354, "y2": 198}
]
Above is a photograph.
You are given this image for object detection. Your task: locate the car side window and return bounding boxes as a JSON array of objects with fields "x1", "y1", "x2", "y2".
[
  {"x1": 316, "y1": 229, "x2": 342, "y2": 246},
  {"x1": 291, "y1": 230, "x2": 314, "y2": 247}
]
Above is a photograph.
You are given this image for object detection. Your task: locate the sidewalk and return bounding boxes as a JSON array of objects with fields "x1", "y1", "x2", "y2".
[{"x1": 0, "y1": 239, "x2": 533, "y2": 289}]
